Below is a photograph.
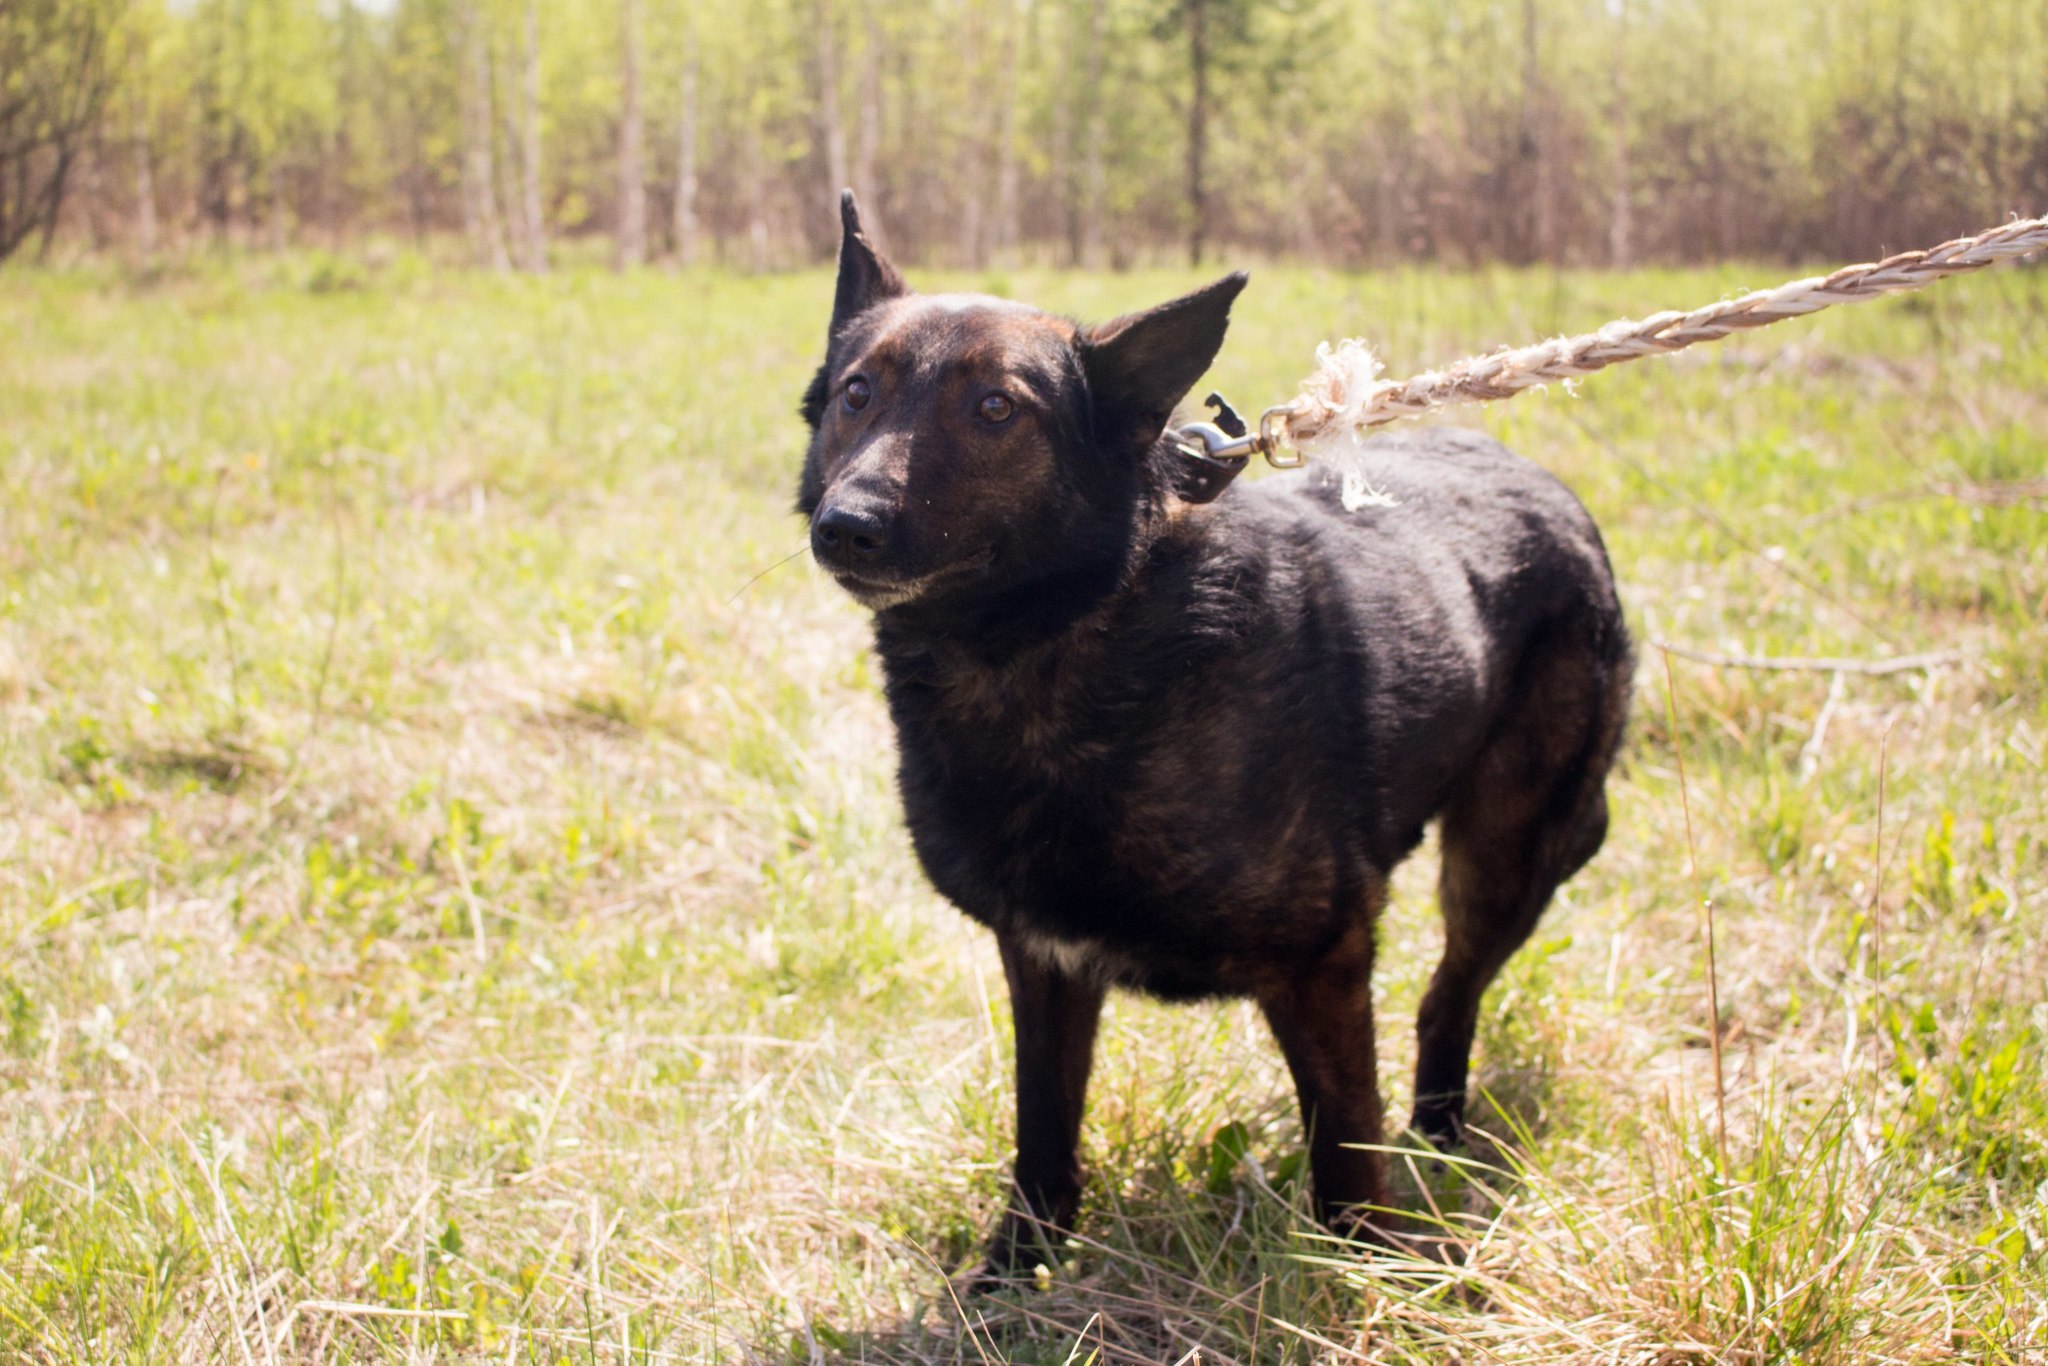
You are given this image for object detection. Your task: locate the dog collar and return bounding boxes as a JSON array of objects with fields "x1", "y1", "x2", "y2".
[
  {"x1": 1167, "y1": 392, "x2": 1252, "y2": 504},
  {"x1": 1168, "y1": 391, "x2": 1306, "y2": 504}
]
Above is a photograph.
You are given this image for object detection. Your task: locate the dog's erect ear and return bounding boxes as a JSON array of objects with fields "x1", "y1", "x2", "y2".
[
  {"x1": 1079, "y1": 272, "x2": 1248, "y2": 450},
  {"x1": 830, "y1": 189, "x2": 907, "y2": 339},
  {"x1": 804, "y1": 191, "x2": 907, "y2": 429}
]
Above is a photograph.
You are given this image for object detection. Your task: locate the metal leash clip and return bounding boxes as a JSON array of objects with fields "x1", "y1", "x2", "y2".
[
  {"x1": 1257, "y1": 403, "x2": 1304, "y2": 468},
  {"x1": 1169, "y1": 394, "x2": 1303, "y2": 502},
  {"x1": 1167, "y1": 395, "x2": 1250, "y2": 504}
]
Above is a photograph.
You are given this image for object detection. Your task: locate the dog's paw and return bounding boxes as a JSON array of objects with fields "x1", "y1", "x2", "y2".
[
  {"x1": 1320, "y1": 1202, "x2": 1469, "y2": 1268},
  {"x1": 967, "y1": 1213, "x2": 1073, "y2": 1294},
  {"x1": 956, "y1": 1257, "x2": 1035, "y2": 1297},
  {"x1": 1403, "y1": 1106, "x2": 1465, "y2": 1155}
]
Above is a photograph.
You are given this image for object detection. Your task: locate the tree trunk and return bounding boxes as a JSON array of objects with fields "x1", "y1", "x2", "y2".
[
  {"x1": 1372, "y1": 112, "x2": 1401, "y2": 259},
  {"x1": 1515, "y1": 0, "x2": 1553, "y2": 264},
  {"x1": 0, "y1": 1, "x2": 116, "y2": 264},
  {"x1": 1052, "y1": 56, "x2": 1074, "y2": 264},
  {"x1": 199, "y1": 120, "x2": 232, "y2": 248},
  {"x1": 675, "y1": 36, "x2": 700, "y2": 266},
  {"x1": 317, "y1": 127, "x2": 341, "y2": 245},
  {"x1": 1608, "y1": 0, "x2": 1632, "y2": 269},
  {"x1": 266, "y1": 171, "x2": 288, "y2": 251},
  {"x1": 34, "y1": 142, "x2": 80, "y2": 262},
  {"x1": 1186, "y1": 0, "x2": 1209, "y2": 268},
  {"x1": 992, "y1": 1, "x2": 1021, "y2": 257},
  {"x1": 1701, "y1": 3, "x2": 1727, "y2": 257},
  {"x1": 615, "y1": 0, "x2": 647, "y2": 269},
  {"x1": 853, "y1": 6, "x2": 882, "y2": 232},
  {"x1": 1533, "y1": 45, "x2": 1556, "y2": 257},
  {"x1": 133, "y1": 124, "x2": 158, "y2": 259},
  {"x1": 1288, "y1": 150, "x2": 1322, "y2": 260},
  {"x1": 83, "y1": 135, "x2": 110, "y2": 252},
  {"x1": 745, "y1": 124, "x2": 769, "y2": 271},
  {"x1": 958, "y1": 6, "x2": 985, "y2": 267},
  {"x1": 815, "y1": 0, "x2": 848, "y2": 217},
  {"x1": 1078, "y1": 0, "x2": 1106, "y2": 267},
  {"x1": 518, "y1": 0, "x2": 546, "y2": 271},
  {"x1": 459, "y1": 0, "x2": 510, "y2": 269}
]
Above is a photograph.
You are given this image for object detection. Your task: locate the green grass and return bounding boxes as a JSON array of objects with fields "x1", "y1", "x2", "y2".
[{"x1": 1, "y1": 251, "x2": 2045, "y2": 1362}]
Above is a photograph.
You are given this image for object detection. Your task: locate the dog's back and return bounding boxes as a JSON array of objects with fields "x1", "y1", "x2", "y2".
[
  {"x1": 1236, "y1": 425, "x2": 1626, "y2": 789},
  {"x1": 1238, "y1": 426, "x2": 1629, "y2": 857}
]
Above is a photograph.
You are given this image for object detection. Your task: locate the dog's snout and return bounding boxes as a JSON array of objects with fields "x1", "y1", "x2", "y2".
[{"x1": 812, "y1": 501, "x2": 892, "y2": 569}]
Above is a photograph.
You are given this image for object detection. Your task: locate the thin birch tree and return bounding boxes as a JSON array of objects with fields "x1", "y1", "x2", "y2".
[
  {"x1": 458, "y1": 0, "x2": 509, "y2": 268},
  {"x1": 615, "y1": 0, "x2": 646, "y2": 268},
  {"x1": 674, "y1": 26, "x2": 699, "y2": 266},
  {"x1": 516, "y1": 0, "x2": 545, "y2": 271}
]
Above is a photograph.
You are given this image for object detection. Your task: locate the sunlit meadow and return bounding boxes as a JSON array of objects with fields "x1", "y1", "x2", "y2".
[{"x1": 1, "y1": 252, "x2": 2044, "y2": 1361}]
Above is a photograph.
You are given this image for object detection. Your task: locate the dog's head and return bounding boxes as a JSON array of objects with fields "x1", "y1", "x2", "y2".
[{"x1": 798, "y1": 192, "x2": 1245, "y2": 614}]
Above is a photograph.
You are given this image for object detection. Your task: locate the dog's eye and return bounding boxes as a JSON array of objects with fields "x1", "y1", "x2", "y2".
[
  {"x1": 843, "y1": 377, "x2": 871, "y2": 412},
  {"x1": 978, "y1": 392, "x2": 1015, "y2": 424}
]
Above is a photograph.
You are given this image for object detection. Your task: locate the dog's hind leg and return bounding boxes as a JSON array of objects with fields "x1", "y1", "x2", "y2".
[
  {"x1": 1410, "y1": 628, "x2": 1629, "y2": 1149},
  {"x1": 1258, "y1": 915, "x2": 1390, "y2": 1234},
  {"x1": 982, "y1": 933, "x2": 1108, "y2": 1275}
]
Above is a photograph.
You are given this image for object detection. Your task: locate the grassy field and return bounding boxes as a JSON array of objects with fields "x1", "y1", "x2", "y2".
[{"x1": 1, "y1": 251, "x2": 2044, "y2": 1363}]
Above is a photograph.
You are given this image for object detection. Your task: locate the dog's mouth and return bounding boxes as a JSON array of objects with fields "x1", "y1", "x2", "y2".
[{"x1": 829, "y1": 548, "x2": 995, "y2": 610}]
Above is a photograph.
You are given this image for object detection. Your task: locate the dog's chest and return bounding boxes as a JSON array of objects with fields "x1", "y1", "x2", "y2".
[
  {"x1": 890, "y1": 653, "x2": 1126, "y2": 860},
  {"x1": 887, "y1": 649, "x2": 1146, "y2": 873},
  {"x1": 880, "y1": 643, "x2": 1347, "y2": 988}
]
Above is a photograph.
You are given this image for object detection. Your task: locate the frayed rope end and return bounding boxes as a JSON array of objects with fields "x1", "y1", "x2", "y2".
[
  {"x1": 1302, "y1": 339, "x2": 1386, "y2": 420},
  {"x1": 1340, "y1": 467, "x2": 1399, "y2": 512},
  {"x1": 1293, "y1": 340, "x2": 1401, "y2": 510}
]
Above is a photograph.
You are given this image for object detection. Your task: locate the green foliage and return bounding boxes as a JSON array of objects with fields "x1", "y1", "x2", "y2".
[
  {"x1": 21, "y1": 0, "x2": 2048, "y2": 267},
  {"x1": 0, "y1": 0, "x2": 124, "y2": 260}
]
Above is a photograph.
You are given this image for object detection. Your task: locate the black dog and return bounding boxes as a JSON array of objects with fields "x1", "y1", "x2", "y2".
[{"x1": 798, "y1": 193, "x2": 1631, "y2": 1272}]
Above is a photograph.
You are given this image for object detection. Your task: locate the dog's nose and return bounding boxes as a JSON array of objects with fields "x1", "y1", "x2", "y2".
[{"x1": 812, "y1": 502, "x2": 891, "y2": 568}]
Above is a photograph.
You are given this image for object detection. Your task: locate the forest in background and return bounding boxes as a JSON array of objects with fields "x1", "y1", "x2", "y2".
[{"x1": 5, "y1": 0, "x2": 2048, "y2": 272}]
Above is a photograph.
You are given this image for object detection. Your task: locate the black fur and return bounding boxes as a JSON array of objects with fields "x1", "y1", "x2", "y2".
[{"x1": 798, "y1": 193, "x2": 1633, "y2": 1272}]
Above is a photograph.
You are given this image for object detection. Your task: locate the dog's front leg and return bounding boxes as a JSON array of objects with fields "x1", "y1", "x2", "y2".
[{"x1": 981, "y1": 932, "x2": 1107, "y2": 1276}]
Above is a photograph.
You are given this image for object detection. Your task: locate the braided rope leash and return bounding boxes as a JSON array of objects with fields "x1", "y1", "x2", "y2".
[{"x1": 1270, "y1": 215, "x2": 2048, "y2": 455}]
